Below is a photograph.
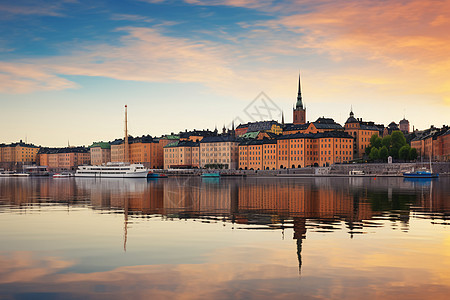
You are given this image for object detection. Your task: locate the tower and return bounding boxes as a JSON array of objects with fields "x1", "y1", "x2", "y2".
[{"x1": 293, "y1": 73, "x2": 306, "y2": 125}]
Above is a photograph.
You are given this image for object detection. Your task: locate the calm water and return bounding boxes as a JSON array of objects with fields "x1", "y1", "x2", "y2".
[{"x1": 0, "y1": 176, "x2": 449, "y2": 299}]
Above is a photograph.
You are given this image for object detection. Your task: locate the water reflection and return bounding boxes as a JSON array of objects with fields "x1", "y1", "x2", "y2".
[{"x1": 0, "y1": 177, "x2": 449, "y2": 299}]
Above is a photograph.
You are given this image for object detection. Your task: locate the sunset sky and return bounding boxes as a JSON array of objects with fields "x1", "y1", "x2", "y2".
[{"x1": 1, "y1": 0, "x2": 449, "y2": 147}]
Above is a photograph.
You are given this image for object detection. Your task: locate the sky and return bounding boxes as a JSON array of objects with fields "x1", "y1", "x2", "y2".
[{"x1": 1, "y1": 0, "x2": 449, "y2": 147}]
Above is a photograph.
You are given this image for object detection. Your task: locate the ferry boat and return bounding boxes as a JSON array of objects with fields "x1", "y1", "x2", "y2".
[{"x1": 75, "y1": 162, "x2": 149, "y2": 178}]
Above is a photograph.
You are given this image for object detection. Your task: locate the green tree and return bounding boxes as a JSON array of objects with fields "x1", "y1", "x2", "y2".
[
  {"x1": 409, "y1": 147, "x2": 418, "y2": 161},
  {"x1": 370, "y1": 134, "x2": 382, "y2": 149},
  {"x1": 379, "y1": 146, "x2": 389, "y2": 161},
  {"x1": 369, "y1": 147, "x2": 379, "y2": 161},
  {"x1": 382, "y1": 135, "x2": 392, "y2": 149},
  {"x1": 399, "y1": 145, "x2": 411, "y2": 161},
  {"x1": 390, "y1": 131, "x2": 407, "y2": 159},
  {"x1": 365, "y1": 146, "x2": 372, "y2": 156}
]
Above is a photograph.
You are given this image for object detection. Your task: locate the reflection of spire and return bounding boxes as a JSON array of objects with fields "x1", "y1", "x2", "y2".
[{"x1": 293, "y1": 217, "x2": 306, "y2": 276}]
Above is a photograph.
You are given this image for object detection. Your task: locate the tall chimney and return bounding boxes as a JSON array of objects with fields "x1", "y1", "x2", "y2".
[{"x1": 124, "y1": 105, "x2": 129, "y2": 163}]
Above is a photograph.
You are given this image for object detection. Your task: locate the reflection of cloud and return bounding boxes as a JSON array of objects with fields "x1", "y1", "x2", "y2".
[{"x1": 1, "y1": 237, "x2": 450, "y2": 299}]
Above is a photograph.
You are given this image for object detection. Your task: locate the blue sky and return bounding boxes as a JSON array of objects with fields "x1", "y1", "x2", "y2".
[{"x1": 1, "y1": 0, "x2": 449, "y2": 146}]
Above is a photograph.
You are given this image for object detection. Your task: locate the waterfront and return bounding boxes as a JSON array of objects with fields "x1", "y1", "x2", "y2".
[{"x1": 0, "y1": 177, "x2": 449, "y2": 299}]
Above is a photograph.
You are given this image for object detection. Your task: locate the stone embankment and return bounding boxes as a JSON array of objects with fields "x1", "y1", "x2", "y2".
[{"x1": 167, "y1": 162, "x2": 450, "y2": 177}]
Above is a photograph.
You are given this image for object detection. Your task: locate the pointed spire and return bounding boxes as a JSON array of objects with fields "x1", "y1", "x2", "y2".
[
  {"x1": 350, "y1": 105, "x2": 354, "y2": 118},
  {"x1": 295, "y1": 71, "x2": 303, "y2": 109},
  {"x1": 281, "y1": 111, "x2": 285, "y2": 125}
]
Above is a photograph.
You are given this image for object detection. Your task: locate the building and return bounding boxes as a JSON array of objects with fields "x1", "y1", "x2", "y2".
[
  {"x1": 284, "y1": 117, "x2": 343, "y2": 135},
  {"x1": 344, "y1": 110, "x2": 382, "y2": 159},
  {"x1": 90, "y1": 142, "x2": 111, "y2": 165},
  {"x1": 239, "y1": 131, "x2": 354, "y2": 170},
  {"x1": 179, "y1": 129, "x2": 216, "y2": 142},
  {"x1": 384, "y1": 121, "x2": 400, "y2": 136},
  {"x1": 37, "y1": 147, "x2": 90, "y2": 171},
  {"x1": 200, "y1": 136, "x2": 240, "y2": 169},
  {"x1": 399, "y1": 118, "x2": 410, "y2": 134},
  {"x1": 235, "y1": 121, "x2": 282, "y2": 137},
  {"x1": 111, "y1": 135, "x2": 167, "y2": 169},
  {"x1": 0, "y1": 141, "x2": 40, "y2": 170},
  {"x1": 164, "y1": 140, "x2": 200, "y2": 169},
  {"x1": 411, "y1": 126, "x2": 450, "y2": 161}
]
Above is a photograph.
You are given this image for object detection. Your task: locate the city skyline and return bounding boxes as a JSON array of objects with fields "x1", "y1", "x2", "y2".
[{"x1": 1, "y1": 0, "x2": 449, "y2": 147}]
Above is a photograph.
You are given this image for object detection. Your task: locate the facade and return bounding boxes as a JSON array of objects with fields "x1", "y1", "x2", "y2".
[
  {"x1": 411, "y1": 126, "x2": 450, "y2": 161},
  {"x1": 38, "y1": 147, "x2": 90, "y2": 171},
  {"x1": 239, "y1": 132, "x2": 354, "y2": 170},
  {"x1": 164, "y1": 141, "x2": 200, "y2": 169},
  {"x1": 284, "y1": 117, "x2": 343, "y2": 135},
  {"x1": 90, "y1": 142, "x2": 111, "y2": 165},
  {"x1": 0, "y1": 141, "x2": 40, "y2": 169},
  {"x1": 235, "y1": 121, "x2": 282, "y2": 137},
  {"x1": 179, "y1": 130, "x2": 215, "y2": 142},
  {"x1": 200, "y1": 136, "x2": 239, "y2": 169},
  {"x1": 111, "y1": 135, "x2": 175, "y2": 169},
  {"x1": 399, "y1": 118, "x2": 410, "y2": 134},
  {"x1": 344, "y1": 110, "x2": 382, "y2": 159}
]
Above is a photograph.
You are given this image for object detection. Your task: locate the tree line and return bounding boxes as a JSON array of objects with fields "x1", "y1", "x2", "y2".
[{"x1": 365, "y1": 131, "x2": 418, "y2": 162}]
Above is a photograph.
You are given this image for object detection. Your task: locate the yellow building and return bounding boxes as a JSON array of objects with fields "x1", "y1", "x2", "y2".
[
  {"x1": 200, "y1": 136, "x2": 239, "y2": 169},
  {"x1": 344, "y1": 110, "x2": 383, "y2": 159},
  {"x1": 0, "y1": 141, "x2": 40, "y2": 169},
  {"x1": 164, "y1": 141, "x2": 200, "y2": 169}
]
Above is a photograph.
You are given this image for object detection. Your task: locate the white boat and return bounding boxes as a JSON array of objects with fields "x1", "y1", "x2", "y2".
[
  {"x1": 12, "y1": 173, "x2": 30, "y2": 177},
  {"x1": 75, "y1": 162, "x2": 149, "y2": 178},
  {"x1": 349, "y1": 170, "x2": 365, "y2": 176},
  {"x1": 53, "y1": 172, "x2": 73, "y2": 178}
]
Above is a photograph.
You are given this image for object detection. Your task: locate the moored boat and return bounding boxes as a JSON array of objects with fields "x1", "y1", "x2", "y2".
[
  {"x1": 53, "y1": 172, "x2": 73, "y2": 178},
  {"x1": 403, "y1": 170, "x2": 438, "y2": 178},
  {"x1": 201, "y1": 172, "x2": 220, "y2": 178},
  {"x1": 147, "y1": 172, "x2": 168, "y2": 178},
  {"x1": 75, "y1": 162, "x2": 149, "y2": 178}
]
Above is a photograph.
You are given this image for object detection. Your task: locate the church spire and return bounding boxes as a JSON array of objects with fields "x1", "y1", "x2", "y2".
[
  {"x1": 281, "y1": 111, "x2": 285, "y2": 125},
  {"x1": 295, "y1": 72, "x2": 303, "y2": 109}
]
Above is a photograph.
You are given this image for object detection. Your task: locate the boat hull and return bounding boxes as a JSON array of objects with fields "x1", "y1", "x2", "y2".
[
  {"x1": 403, "y1": 173, "x2": 439, "y2": 178},
  {"x1": 75, "y1": 171, "x2": 149, "y2": 178}
]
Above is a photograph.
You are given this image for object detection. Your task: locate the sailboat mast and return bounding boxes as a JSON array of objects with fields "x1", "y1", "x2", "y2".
[{"x1": 124, "y1": 105, "x2": 129, "y2": 163}]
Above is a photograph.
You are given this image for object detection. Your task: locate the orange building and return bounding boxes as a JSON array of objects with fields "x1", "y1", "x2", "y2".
[
  {"x1": 37, "y1": 147, "x2": 90, "y2": 171},
  {"x1": 344, "y1": 110, "x2": 382, "y2": 159},
  {"x1": 411, "y1": 126, "x2": 450, "y2": 161},
  {"x1": 0, "y1": 141, "x2": 40, "y2": 170},
  {"x1": 164, "y1": 141, "x2": 200, "y2": 169},
  {"x1": 111, "y1": 135, "x2": 177, "y2": 169},
  {"x1": 239, "y1": 132, "x2": 354, "y2": 170}
]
